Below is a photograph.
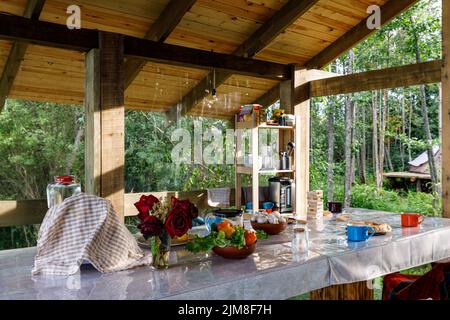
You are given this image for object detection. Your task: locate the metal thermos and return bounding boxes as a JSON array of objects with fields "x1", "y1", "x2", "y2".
[{"x1": 280, "y1": 152, "x2": 291, "y2": 170}]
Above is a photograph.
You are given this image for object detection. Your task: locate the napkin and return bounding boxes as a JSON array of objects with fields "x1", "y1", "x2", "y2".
[{"x1": 32, "y1": 193, "x2": 151, "y2": 276}]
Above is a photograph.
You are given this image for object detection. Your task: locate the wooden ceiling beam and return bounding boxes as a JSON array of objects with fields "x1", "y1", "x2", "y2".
[
  {"x1": 0, "y1": 0, "x2": 46, "y2": 110},
  {"x1": 300, "y1": 60, "x2": 442, "y2": 102},
  {"x1": 0, "y1": 14, "x2": 98, "y2": 51},
  {"x1": 123, "y1": 36, "x2": 290, "y2": 80},
  {"x1": 0, "y1": 14, "x2": 290, "y2": 80},
  {"x1": 165, "y1": 0, "x2": 319, "y2": 121},
  {"x1": 124, "y1": 0, "x2": 197, "y2": 88}
]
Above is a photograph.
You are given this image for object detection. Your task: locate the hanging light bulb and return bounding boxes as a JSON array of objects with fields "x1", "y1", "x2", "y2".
[
  {"x1": 202, "y1": 69, "x2": 219, "y2": 108},
  {"x1": 211, "y1": 69, "x2": 218, "y2": 102}
]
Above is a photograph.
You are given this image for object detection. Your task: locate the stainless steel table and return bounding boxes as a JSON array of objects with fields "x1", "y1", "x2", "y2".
[{"x1": 1, "y1": 209, "x2": 450, "y2": 300}]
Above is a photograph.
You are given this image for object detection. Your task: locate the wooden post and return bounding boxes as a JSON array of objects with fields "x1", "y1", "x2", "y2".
[
  {"x1": 293, "y1": 68, "x2": 310, "y2": 219},
  {"x1": 85, "y1": 32, "x2": 125, "y2": 221},
  {"x1": 279, "y1": 77, "x2": 294, "y2": 149},
  {"x1": 442, "y1": 0, "x2": 450, "y2": 218},
  {"x1": 290, "y1": 69, "x2": 339, "y2": 218},
  {"x1": 252, "y1": 119, "x2": 259, "y2": 213},
  {"x1": 235, "y1": 116, "x2": 242, "y2": 210},
  {"x1": 311, "y1": 281, "x2": 373, "y2": 300}
]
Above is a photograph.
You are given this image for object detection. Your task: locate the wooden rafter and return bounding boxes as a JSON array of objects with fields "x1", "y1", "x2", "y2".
[
  {"x1": 124, "y1": 0, "x2": 196, "y2": 88},
  {"x1": 0, "y1": 13, "x2": 290, "y2": 80},
  {"x1": 165, "y1": 0, "x2": 320, "y2": 121},
  {"x1": 251, "y1": 0, "x2": 420, "y2": 106},
  {"x1": 0, "y1": 14, "x2": 290, "y2": 81},
  {"x1": 253, "y1": 84, "x2": 281, "y2": 107},
  {"x1": 307, "y1": 60, "x2": 442, "y2": 99},
  {"x1": 0, "y1": 0, "x2": 46, "y2": 110},
  {"x1": 305, "y1": 0, "x2": 420, "y2": 69}
]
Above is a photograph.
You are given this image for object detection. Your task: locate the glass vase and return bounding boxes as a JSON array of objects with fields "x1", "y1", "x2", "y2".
[{"x1": 151, "y1": 233, "x2": 171, "y2": 269}]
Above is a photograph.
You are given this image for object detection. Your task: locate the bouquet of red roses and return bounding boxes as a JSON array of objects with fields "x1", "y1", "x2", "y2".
[{"x1": 134, "y1": 194, "x2": 199, "y2": 239}]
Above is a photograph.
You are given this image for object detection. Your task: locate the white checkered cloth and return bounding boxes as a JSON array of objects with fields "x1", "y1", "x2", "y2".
[
  {"x1": 207, "y1": 188, "x2": 230, "y2": 207},
  {"x1": 32, "y1": 193, "x2": 151, "y2": 276}
]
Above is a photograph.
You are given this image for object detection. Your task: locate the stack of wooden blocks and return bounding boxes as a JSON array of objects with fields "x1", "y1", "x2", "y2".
[{"x1": 307, "y1": 190, "x2": 323, "y2": 219}]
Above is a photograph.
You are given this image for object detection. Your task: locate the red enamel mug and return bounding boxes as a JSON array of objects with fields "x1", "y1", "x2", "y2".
[{"x1": 401, "y1": 213, "x2": 425, "y2": 228}]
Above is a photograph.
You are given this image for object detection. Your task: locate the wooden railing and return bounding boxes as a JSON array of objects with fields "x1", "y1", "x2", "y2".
[{"x1": 0, "y1": 189, "x2": 236, "y2": 227}]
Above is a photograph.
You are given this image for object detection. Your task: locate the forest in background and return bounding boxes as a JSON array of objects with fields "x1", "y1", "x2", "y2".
[{"x1": 0, "y1": 0, "x2": 442, "y2": 250}]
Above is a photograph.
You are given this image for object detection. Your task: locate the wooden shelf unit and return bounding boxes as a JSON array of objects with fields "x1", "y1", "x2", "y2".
[{"x1": 235, "y1": 111, "x2": 298, "y2": 213}]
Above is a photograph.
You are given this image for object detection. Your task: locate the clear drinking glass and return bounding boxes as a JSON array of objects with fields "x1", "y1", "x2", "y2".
[{"x1": 46, "y1": 175, "x2": 81, "y2": 208}]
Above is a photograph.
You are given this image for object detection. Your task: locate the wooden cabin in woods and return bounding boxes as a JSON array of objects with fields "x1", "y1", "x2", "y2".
[
  {"x1": 383, "y1": 146, "x2": 441, "y2": 192},
  {"x1": 409, "y1": 146, "x2": 441, "y2": 174}
]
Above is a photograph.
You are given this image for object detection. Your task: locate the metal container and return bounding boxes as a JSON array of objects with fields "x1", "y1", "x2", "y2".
[
  {"x1": 268, "y1": 177, "x2": 293, "y2": 213},
  {"x1": 280, "y1": 152, "x2": 291, "y2": 170}
]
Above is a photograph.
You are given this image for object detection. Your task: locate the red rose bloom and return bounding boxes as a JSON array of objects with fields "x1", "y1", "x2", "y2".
[
  {"x1": 164, "y1": 207, "x2": 193, "y2": 238},
  {"x1": 138, "y1": 215, "x2": 163, "y2": 239},
  {"x1": 134, "y1": 195, "x2": 159, "y2": 221},
  {"x1": 171, "y1": 197, "x2": 199, "y2": 219}
]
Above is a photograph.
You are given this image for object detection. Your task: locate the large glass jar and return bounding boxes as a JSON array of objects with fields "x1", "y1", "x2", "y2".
[
  {"x1": 47, "y1": 175, "x2": 81, "y2": 208},
  {"x1": 205, "y1": 209, "x2": 243, "y2": 232}
]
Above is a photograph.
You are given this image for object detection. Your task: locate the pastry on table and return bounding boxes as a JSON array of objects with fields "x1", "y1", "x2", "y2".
[
  {"x1": 348, "y1": 220, "x2": 392, "y2": 234},
  {"x1": 336, "y1": 214, "x2": 351, "y2": 222}
]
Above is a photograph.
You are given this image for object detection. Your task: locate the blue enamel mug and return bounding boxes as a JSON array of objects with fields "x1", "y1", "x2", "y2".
[{"x1": 347, "y1": 225, "x2": 376, "y2": 242}]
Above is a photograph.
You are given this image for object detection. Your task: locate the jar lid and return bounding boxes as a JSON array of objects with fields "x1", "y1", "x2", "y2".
[
  {"x1": 213, "y1": 209, "x2": 243, "y2": 218},
  {"x1": 54, "y1": 175, "x2": 75, "y2": 184},
  {"x1": 294, "y1": 227, "x2": 305, "y2": 233}
]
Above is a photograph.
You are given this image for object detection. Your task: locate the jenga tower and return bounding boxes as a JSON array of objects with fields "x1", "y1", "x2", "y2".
[{"x1": 307, "y1": 190, "x2": 323, "y2": 220}]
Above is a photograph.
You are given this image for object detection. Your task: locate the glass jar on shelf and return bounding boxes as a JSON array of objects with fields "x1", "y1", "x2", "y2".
[{"x1": 46, "y1": 175, "x2": 82, "y2": 208}]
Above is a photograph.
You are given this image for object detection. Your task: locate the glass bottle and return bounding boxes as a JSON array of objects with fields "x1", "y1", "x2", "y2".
[
  {"x1": 291, "y1": 227, "x2": 309, "y2": 262},
  {"x1": 46, "y1": 175, "x2": 81, "y2": 208}
]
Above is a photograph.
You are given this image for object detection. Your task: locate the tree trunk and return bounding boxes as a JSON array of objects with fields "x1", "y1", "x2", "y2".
[
  {"x1": 65, "y1": 126, "x2": 84, "y2": 174},
  {"x1": 419, "y1": 83, "x2": 439, "y2": 191},
  {"x1": 385, "y1": 145, "x2": 394, "y2": 172},
  {"x1": 400, "y1": 89, "x2": 406, "y2": 171},
  {"x1": 344, "y1": 49, "x2": 355, "y2": 207},
  {"x1": 411, "y1": 21, "x2": 439, "y2": 201},
  {"x1": 351, "y1": 101, "x2": 357, "y2": 185},
  {"x1": 359, "y1": 104, "x2": 367, "y2": 184},
  {"x1": 344, "y1": 97, "x2": 353, "y2": 207},
  {"x1": 379, "y1": 89, "x2": 387, "y2": 175},
  {"x1": 408, "y1": 91, "x2": 413, "y2": 162},
  {"x1": 327, "y1": 97, "x2": 335, "y2": 202},
  {"x1": 372, "y1": 92, "x2": 382, "y2": 189}
]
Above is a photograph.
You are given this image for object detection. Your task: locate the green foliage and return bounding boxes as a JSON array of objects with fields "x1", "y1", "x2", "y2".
[
  {"x1": 0, "y1": 100, "x2": 85, "y2": 199},
  {"x1": 350, "y1": 184, "x2": 440, "y2": 216},
  {"x1": 125, "y1": 111, "x2": 235, "y2": 192}
]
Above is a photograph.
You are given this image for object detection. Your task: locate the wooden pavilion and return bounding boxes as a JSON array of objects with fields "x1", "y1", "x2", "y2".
[
  {"x1": 0, "y1": 0, "x2": 450, "y2": 225},
  {"x1": 0, "y1": 0, "x2": 449, "y2": 299}
]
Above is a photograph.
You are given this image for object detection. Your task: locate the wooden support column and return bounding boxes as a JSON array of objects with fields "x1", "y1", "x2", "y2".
[
  {"x1": 293, "y1": 68, "x2": 310, "y2": 219},
  {"x1": 280, "y1": 76, "x2": 294, "y2": 148},
  {"x1": 85, "y1": 32, "x2": 125, "y2": 221},
  {"x1": 311, "y1": 281, "x2": 373, "y2": 300},
  {"x1": 443, "y1": 0, "x2": 450, "y2": 218},
  {"x1": 292, "y1": 68, "x2": 338, "y2": 218}
]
